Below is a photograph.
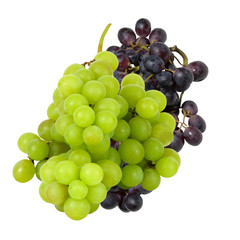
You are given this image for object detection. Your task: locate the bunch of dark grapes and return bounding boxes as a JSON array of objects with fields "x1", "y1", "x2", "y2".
[{"x1": 104, "y1": 18, "x2": 208, "y2": 213}]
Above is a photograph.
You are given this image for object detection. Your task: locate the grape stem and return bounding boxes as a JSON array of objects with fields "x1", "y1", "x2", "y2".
[
  {"x1": 169, "y1": 45, "x2": 188, "y2": 67},
  {"x1": 98, "y1": 23, "x2": 112, "y2": 53}
]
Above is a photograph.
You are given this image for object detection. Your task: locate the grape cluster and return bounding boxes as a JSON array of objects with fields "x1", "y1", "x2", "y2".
[{"x1": 12, "y1": 18, "x2": 208, "y2": 220}]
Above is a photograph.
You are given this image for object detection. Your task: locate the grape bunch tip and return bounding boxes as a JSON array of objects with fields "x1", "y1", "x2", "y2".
[{"x1": 13, "y1": 18, "x2": 208, "y2": 221}]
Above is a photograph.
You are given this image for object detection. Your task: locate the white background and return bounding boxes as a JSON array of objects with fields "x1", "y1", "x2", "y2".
[{"x1": 0, "y1": 0, "x2": 239, "y2": 239}]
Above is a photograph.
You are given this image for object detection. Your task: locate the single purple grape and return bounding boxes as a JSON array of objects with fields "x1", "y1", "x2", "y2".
[
  {"x1": 173, "y1": 67, "x2": 194, "y2": 92},
  {"x1": 167, "y1": 129, "x2": 185, "y2": 152},
  {"x1": 187, "y1": 61, "x2": 208, "y2": 82},
  {"x1": 149, "y1": 42, "x2": 171, "y2": 63},
  {"x1": 149, "y1": 28, "x2": 167, "y2": 43},
  {"x1": 188, "y1": 115, "x2": 206, "y2": 133},
  {"x1": 101, "y1": 192, "x2": 122, "y2": 210},
  {"x1": 183, "y1": 126, "x2": 203, "y2": 146},
  {"x1": 143, "y1": 55, "x2": 165, "y2": 74},
  {"x1": 118, "y1": 28, "x2": 136, "y2": 47},
  {"x1": 182, "y1": 100, "x2": 198, "y2": 115},
  {"x1": 135, "y1": 18, "x2": 151, "y2": 37}
]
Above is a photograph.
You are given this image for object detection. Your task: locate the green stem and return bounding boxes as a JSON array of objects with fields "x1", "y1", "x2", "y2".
[
  {"x1": 98, "y1": 23, "x2": 112, "y2": 53},
  {"x1": 170, "y1": 45, "x2": 188, "y2": 67}
]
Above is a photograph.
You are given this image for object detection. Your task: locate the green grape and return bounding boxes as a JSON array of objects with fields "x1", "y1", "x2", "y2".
[
  {"x1": 90, "y1": 150, "x2": 109, "y2": 162},
  {"x1": 89, "y1": 60, "x2": 113, "y2": 79},
  {"x1": 53, "y1": 88, "x2": 64, "y2": 105},
  {"x1": 137, "y1": 158, "x2": 149, "y2": 169},
  {"x1": 81, "y1": 80, "x2": 106, "y2": 104},
  {"x1": 50, "y1": 124, "x2": 65, "y2": 143},
  {"x1": 117, "y1": 181, "x2": 131, "y2": 190},
  {"x1": 47, "y1": 155, "x2": 66, "y2": 163},
  {"x1": 64, "y1": 94, "x2": 89, "y2": 115},
  {"x1": 55, "y1": 114, "x2": 74, "y2": 136},
  {"x1": 80, "y1": 163, "x2": 103, "y2": 186},
  {"x1": 68, "y1": 180, "x2": 88, "y2": 200},
  {"x1": 87, "y1": 134, "x2": 110, "y2": 155},
  {"x1": 148, "y1": 111, "x2": 160, "y2": 125},
  {"x1": 156, "y1": 156, "x2": 179, "y2": 178},
  {"x1": 118, "y1": 139, "x2": 145, "y2": 164},
  {"x1": 38, "y1": 119, "x2": 55, "y2": 141},
  {"x1": 136, "y1": 97, "x2": 159, "y2": 119},
  {"x1": 45, "y1": 181, "x2": 69, "y2": 206},
  {"x1": 40, "y1": 161, "x2": 59, "y2": 184},
  {"x1": 58, "y1": 74, "x2": 84, "y2": 98},
  {"x1": 48, "y1": 141, "x2": 70, "y2": 158},
  {"x1": 12, "y1": 159, "x2": 35, "y2": 183},
  {"x1": 119, "y1": 84, "x2": 146, "y2": 108},
  {"x1": 73, "y1": 105, "x2": 95, "y2": 128},
  {"x1": 89, "y1": 203, "x2": 99, "y2": 214},
  {"x1": 18, "y1": 132, "x2": 39, "y2": 153},
  {"x1": 129, "y1": 116, "x2": 152, "y2": 141},
  {"x1": 55, "y1": 204, "x2": 64, "y2": 212},
  {"x1": 121, "y1": 73, "x2": 145, "y2": 88},
  {"x1": 64, "y1": 197, "x2": 90, "y2": 220},
  {"x1": 94, "y1": 111, "x2": 118, "y2": 133},
  {"x1": 97, "y1": 160, "x2": 122, "y2": 188},
  {"x1": 98, "y1": 75, "x2": 120, "y2": 98},
  {"x1": 36, "y1": 159, "x2": 47, "y2": 180},
  {"x1": 74, "y1": 69, "x2": 96, "y2": 83},
  {"x1": 156, "y1": 112, "x2": 176, "y2": 131},
  {"x1": 68, "y1": 149, "x2": 91, "y2": 168},
  {"x1": 27, "y1": 138, "x2": 49, "y2": 161},
  {"x1": 63, "y1": 63, "x2": 85, "y2": 75},
  {"x1": 106, "y1": 147, "x2": 121, "y2": 166},
  {"x1": 146, "y1": 90, "x2": 167, "y2": 112},
  {"x1": 142, "y1": 138, "x2": 164, "y2": 161},
  {"x1": 162, "y1": 148, "x2": 181, "y2": 167},
  {"x1": 82, "y1": 125, "x2": 103, "y2": 146},
  {"x1": 94, "y1": 98, "x2": 120, "y2": 117},
  {"x1": 94, "y1": 51, "x2": 118, "y2": 72},
  {"x1": 55, "y1": 160, "x2": 79, "y2": 185},
  {"x1": 112, "y1": 119, "x2": 130, "y2": 141},
  {"x1": 39, "y1": 182, "x2": 50, "y2": 203},
  {"x1": 64, "y1": 123, "x2": 84, "y2": 147},
  {"x1": 47, "y1": 102, "x2": 60, "y2": 120},
  {"x1": 150, "y1": 123, "x2": 174, "y2": 146},
  {"x1": 121, "y1": 164, "x2": 144, "y2": 187},
  {"x1": 122, "y1": 111, "x2": 133, "y2": 122},
  {"x1": 57, "y1": 100, "x2": 68, "y2": 116},
  {"x1": 86, "y1": 183, "x2": 107, "y2": 204},
  {"x1": 114, "y1": 95, "x2": 129, "y2": 119},
  {"x1": 141, "y1": 168, "x2": 161, "y2": 191}
]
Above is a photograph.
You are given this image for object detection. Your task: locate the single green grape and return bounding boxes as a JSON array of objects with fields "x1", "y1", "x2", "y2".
[
  {"x1": 155, "y1": 156, "x2": 179, "y2": 178},
  {"x1": 38, "y1": 119, "x2": 55, "y2": 141},
  {"x1": 40, "y1": 160, "x2": 60, "y2": 184},
  {"x1": 86, "y1": 183, "x2": 107, "y2": 204},
  {"x1": 68, "y1": 180, "x2": 88, "y2": 200},
  {"x1": 64, "y1": 94, "x2": 89, "y2": 115},
  {"x1": 48, "y1": 141, "x2": 70, "y2": 158},
  {"x1": 94, "y1": 98, "x2": 120, "y2": 117},
  {"x1": 82, "y1": 125, "x2": 103, "y2": 146},
  {"x1": 94, "y1": 51, "x2": 118, "y2": 71},
  {"x1": 63, "y1": 63, "x2": 84, "y2": 75},
  {"x1": 121, "y1": 73, "x2": 145, "y2": 88},
  {"x1": 98, "y1": 75, "x2": 120, "y2": 98},
  {"x1": 13, "y1": 159, "x2": 35, "y2": 183},
  {"x1": 156, "y1": 112, "x2": 176, "y2": 131},
  {"x1": 112, "y1": 119, "x2": 130, "y2": 142},
  {"x1": 162, "y1": 148, "x2": 181, "y2": 167},
  {"x1": 17, "y1": 132, "x2": 39, "y2": 153},
  {"x1": 89, "y1": 203, "x2": 100, "y2": 214},
  {"x1": 90, "y1": 150, "x2": 109, "y2": 163},
  {"x1": 87, "y1": 134, "x2": 110, "y2": 155},
  {"x1": 55, "y1": 114, "x2": 74, "y2": 136},
  {"x1": 26, "y1": 138, "x2": 49, "y2": 161},
  {"x1": 58, "y1": 100, "x2": 68, "y2": 116},
  {"x1": 142, "y1": 138, "x2": 164, "y2": 161},
  {"x1": 39, "y1": 182, "x2": 50, "y2": 203},
  {"x1": 74, "y1": 69, "x2": 96, "y2": 83},
  {"x1": 68, "y1": 149, "x2": 91, "y2": 168},
  {"x1": 136, "y1": 97, "x2": 159, "y2": 119},
  {"x1": 50, "y1": 124, "x2": 65, "y2": 143},
  {"x1": 146, "y1": 90, "x2": 167, "y2": 112},
  {"x1": 47, "y1": 102, "x2": 60, "y2": 120},
  {"x1": 35, "y1": 159, "x2": 47, "y2": 180},
  {"x1": 121, "y1": 164, "x2": 144, "y2": 187},
  {"x1": 53, "y1": 88, "x2": 64, "y2": 105},
  {"x1": 106, "y1": 147, "x2": 121, "y2": 166},
  {"x1": 89, "y1": 60, "x2": 113, "y2": 79},
  {"x1": 114, "y1": 95, "x2": 129, "y2": 119},
  {"x1": 80, "y1": 163, "x2": 103, "y2": 186},
  {"x1": 73, "y1": 105, "x2": 95, "y2": 128},
  {"x1": 141, "y1": 168, "x2": 161, "y2": 191},
  {"x1": 64, "y1": 123, "x2": 84, "y2": 147},
  {"x1": 94, "y1": 111, "x2": 118, "y2": 133}
]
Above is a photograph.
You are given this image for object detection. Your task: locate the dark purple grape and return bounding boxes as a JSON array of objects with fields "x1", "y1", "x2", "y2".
[
  {"x1": 188, "y1": 115, "x2": 206, "y2": 133},
  {"x1": 109, "y1": 185, "x2": 123, "y2": 193},
  {"x1": 138, "y1": 49, "x2": 150, "y2": 61},
  {"x1": 155, "y1": 71, "x2": 174, "y2": 89},
  {"x1": 173, "y1": 67, "x2": 194, "y2": 92},
  {"x1": 128, "y1": 184, "x2": 151, "y2": 195},
  {"x1": 113, "y1": 70, "x2": 126, "y2": 83},
  {"x1": 121, "y1": 44, "x2": 128, "y2": 50},
  {"x1": 118, "y1": 195, "x2": 130, "y2": 213},
  {"x1": 139, "y1": 60, "x2": 151, "y2": 75},
  {"x1": 107, "y1": 45, "x2": 120, "y2": 53},
  {"x1": 135, "y1": 37, "x2": 150, "y2": 46},
  {"x1": 124, "y1": 193, "x2": 143, "y2": 212},
  {"x1": 145, "y1": 79, "x2": 157, "y2": 91},
  {"x1": 116, "y1": 53, "x2": 130, "y2": 71},
  {"x1": 135, "y1": 18, "x2": 151, "y2": 37},
  {"x1": 149, "y1": 42, "x2": 171, "y2": 63},
  {"x1": 167, "y1": 129, "x2": 185, "y2": 152},
  {"x1": 183, "y1": 126, "x2": 203, "y2": 146},
  {"x1": 182, "y1": 100, "x2": 198, "y2": 115},
  {"x1": 115, "y1": 49, "x2": 126, "y2": 55},
  {"x1": 143, "y1": 55, "x2": 165, "y2": 74},
  {"x1": 126, "y1": 49, "x2": 139, "y2": 65},
  {"x1": 149, "y1": 28, "x2": 167, "y2": 43},
  {"x1": 160, "y1": 89, "x2": 180, "y2": 109},
  {"x1": 187, "y1": 61, "x2": 208, "y2": 82},
  {"x1": 101, "y1": 192, "x2": 122, "y2": 210},
  {"x1": 118, "y1": 28, "x2": 136, "y2": 47}
]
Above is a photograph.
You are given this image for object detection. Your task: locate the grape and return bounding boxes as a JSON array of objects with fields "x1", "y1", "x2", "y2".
[
  {"x1": 26, "y1": 138, "x2": 49, "y2": 161},
  {"x1": 126, "y1": 49, "x2": 139, "y2": 65},
  {"x1": 121, "y1": 164, "x2": 144, "y2": 187},
  {"x1": 106, "y1": 147, "x2": 121, "y2": 166},
  {"x1": 135, "y1": 18, "x2": 151, "y2": 37},
  {"x1": 141, "y1": 168, "x2": 161, "y2": 191},
  {"x1": 94, "y1": 51, "x2": 119, "y2": 72},
  {"x1": 187, "y1": 61, "x2": 208, "y2": 82},
  {"x1": 97, "y1": 75, "x2": 120, "y2": 98},
  {"x1": 136, "y1": 97, "x2": 159, "y2": 119},
  {"x1": 112, "y1": 119, "x2": 130, "y2": 142},
  {"x1": 68, "y1": 149, "x2": 91, "y2": 168},
  {"x1": 107, "y1": 45, "x2": 120, "y2": 53},
  {"x1": 118, "y1": 139, "x2": 145, "y2": 164},
  {"x1": 94, "y1": 111, "x2": 118, "y2": 133},
  {"x1": 73, "y1": 105, "x2": 95, "y2": 128},
  {"x1": 124, "y1": 193, "x2": 143, "y2": 211},
  {"x1": 149, "y1": 28, "x2": 167, "y2": 43},
  {"x1": 87, "y1": 134, "x2": 110, "y2": 155},
  {"x1": 143, "y1": 55, "x2": 165, "y2": 74},
  {"x1": 35, "y1": 159, "x2": 47, "y2": 180},
  {"x1": 58, "y1": 74, "x2": 84, "y2": 98},
  {"x1": 118, "y1": 28, "x2": 136, "y2": 46},
  {"x1": 116, "y1": 53, "x2": 130, "y2": 71},
  {"x1": 167, "y1": 129, "x2": 185, "y2": 152},
  {"x1": 128, "y1": 184, "x2": 151, "y2": 195},
  {"x1": 47, "y1": 102, "x2": 60, "y2": 120},
  {"x1": 120, "y1": 84, "x2": 146, "y2": 108},
  {"x1": 114, "y1": 95, "x2": 129, "y2": 119},
  {"x1": 13, "y1": 159, "x2": 35, "y2": 183},
  {"x1": 97, "y1": 160, "x2": 122, "y2": 188},
  {"x1": 162, "y1": 148, "x2": 181, "y2": 167},
  {"x1": 183, "y1": 126, "x2": 203, "y2": 146},
  {"x1": 89, "y1": 203, "x2": 100, "y2": 214},
  {"x1": 182, "y1": 100, "x2": 198, "y2": 115},
  {"x1": 81, "y1": 80, "x2": 106, "y2": 104},
  {"x1": 88, "y1": 60, "x2": 113, "y2": 79},
  {"x1": 155, "y1": 71, "x2": 174, "y2": 89},
  {"x1": 142, "y1": 137, "x2": 164, "y2": 161},
  {"x1": 53, "y1": 88, "x2": 64, "y2": 105},
  {"x1": 63, "y1": 63, "x2": 84, "y2": 75},
  {"x1": 188, "y1": 115, "x2": 206, "y2": 133},
  {"x1": 129, "y1": 116, "x2": 152, "y2": 141},
  {"x1": 57, "y1": 100, "x2": 67, "y2": 115},
  {"x1": 94, "y1": 98, "x2": 120, "y2": 117},
  {"x1": 82, "y1": 125, "x2": 103, "y2": 146},
  {"x1": 160, "y1": 89, "x2": 180, "y2": 111},
  {"x1": 101, "y1": 191, "x2": 122, "y2": 209},
  {"x1": 55, "y1": 160, "x2": 79, "y2": 185},
  {"x1": 64, "y1": 123, "x2": 84, "y2": 147},
  {"x1": 80, "y1": 163, "x2": 104, "y2": 186},
  {"x1": 157, "y1": 112, "x2": 176, "y2": 131},
  {"x1": 39, "y1": 182, "x2": 50, "y2": 203},
  {"x1": 118, "y1": 195, "x2": 130, "y2": 213},
  {"x1": 86, "y1": 183, "x2": 107, "y2": 204},
  {"x1": 55, "y1": 114, "x2": 74, "y2": 136},
  {"x1": 156, "y1": 156, "x2": 179, "y2": 178},
  {"x1": 146, "y1": 90, "x2": 167, "y2": 112},
  {"x1": 121, "y1": 73, "x2": 145, "y2": 88},
  {"x1": 64, "y1": 197, "x2": 90, "y2": 220},
  {"x1": 149, "y1": 42, "x2": 171, "y2": 63},
  {"x1": 64, "y1": 94, "x2": 89, "y2": 115},
  {"x1": 173, "y1": 67, "x2": 194, "y2": 92},
  {"x1": 17, "y1": 132, "x2": 39, "y2": 153},
  {"x1": 68, "y1": 180, "x2": 88, "y2": 200},
  {"x1": 45, "y1": 181, "x2": 69, "y2": 206},
  {"x1": 74, "y1": 69, "x2": 96, "y2": 83},
  {"x1": 38, "y1": 119, "x2": 55, "y2": 141},
  {"x1": 50, "y1": 124, "x2": 65, "y2": 143}
]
